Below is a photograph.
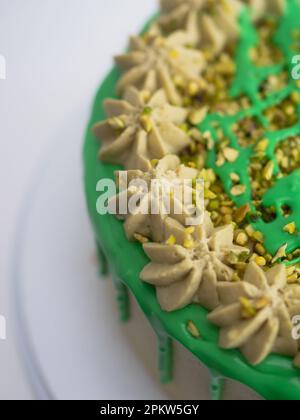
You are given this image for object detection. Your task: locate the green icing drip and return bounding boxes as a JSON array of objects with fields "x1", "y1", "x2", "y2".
[
  {"x1": 157, "y1": 335, "x2": 173, "y2": 384},
  {"x1": 96, "y1": 241, "x2": 109, "y2": 276},
  {"x1": 112, "y1": 275, "x2": 131, "y2": 323},
  {"x1": 199, "y1": 1, "x2": 300, "y2": 258},
  {"x1": 210, "y1": 370, "x2": 225, "y2": 401}
]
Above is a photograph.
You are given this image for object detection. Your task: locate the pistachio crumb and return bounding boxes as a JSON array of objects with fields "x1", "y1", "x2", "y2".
[
  {"x1": 240, "y1": 297, "x2": 257, "y2": 319},
  {"x1": 283, "y1": 222, "x2": 296, "y2": 235},
  {"x1": 184, "y1": 239, "x2": 195, "y2": 249},
  {"x1": 166, "y1": 235, "x2": 176, "y2": 246},
  {"x1": 272, "y1": 243, "x2": 288, "y2": 263},
  {"x1": 185, "y1": 227, "x2": 195, "y2": 235},
  {"x1": 231, "y1": 184, "x2": 246, "y2": 196},
  {"x1": 262, "y1": 161, "x2": 274, "y2": 181},
  {"x1": 134, "y1": 233, "x2": 149, "y2": 244},
  {"x1": 187, "y1": 321, "x2": 201, "y2": 339},
  {"x1": 255, "y1": 256, "x2": 266, "y2": 267},
  {"x1": 223, "y1": 147, "x2": 239, "y2": 162}
]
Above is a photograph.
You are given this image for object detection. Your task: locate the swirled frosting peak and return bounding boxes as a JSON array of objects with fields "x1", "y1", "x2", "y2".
[
  {"x1": 208, "y1": 262, "x2": 300, "y2": 366},
  {"x1": 93, "y1": 87, "x2": 190, "y2": 171},
  {"x1": 140, "y1": 218, "x2": 248, "y2": 312},
  {"x1": 245, "y1": 0, "x2": 285, "y2": 22},
  {"x1": 155, "y1": 0, "x2": 243, "y2": 55},
  {"x1": 114, "y1": 33, "x2": 205, "y2": 105},
  {"x1": 111, "y1": 155, "x2": 202, "y2": 241}
]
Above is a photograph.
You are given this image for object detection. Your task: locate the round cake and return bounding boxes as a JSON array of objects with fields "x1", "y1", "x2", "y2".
[{"x1": 84, "y1": 0, "x2": 300, "y2": 400}]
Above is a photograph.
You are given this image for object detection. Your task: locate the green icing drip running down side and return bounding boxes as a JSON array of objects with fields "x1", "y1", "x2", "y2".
[{"x1": 199, "y1": 0, "x2": 300, "y2": 258}]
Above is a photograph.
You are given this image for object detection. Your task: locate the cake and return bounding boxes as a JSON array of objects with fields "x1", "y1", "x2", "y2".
[{"x1": 84, "y1": 0, "x2": 300, "y2": 400}]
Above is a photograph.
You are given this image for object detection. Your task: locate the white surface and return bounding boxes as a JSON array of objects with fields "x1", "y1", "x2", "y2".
[{"x1": 0, "y1": 0, "x2": 156, "y2": 400}]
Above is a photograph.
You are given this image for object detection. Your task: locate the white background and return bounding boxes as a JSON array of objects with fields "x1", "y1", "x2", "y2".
[{"x1": 0, "y1": 0, "x2": 157, "y2": 400}]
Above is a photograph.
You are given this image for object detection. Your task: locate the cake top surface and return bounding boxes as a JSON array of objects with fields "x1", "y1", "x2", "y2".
[{"x1": 84, "y1": 0, "x2": 300, "y2": 399}]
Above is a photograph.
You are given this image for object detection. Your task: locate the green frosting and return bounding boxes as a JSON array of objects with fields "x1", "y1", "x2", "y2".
[
  {"x1": 200, "y1": 1, "x2": 300, "y2": 258},
  {"x1": 84, "y1": 3, "x2": 300, "y2": 400}
]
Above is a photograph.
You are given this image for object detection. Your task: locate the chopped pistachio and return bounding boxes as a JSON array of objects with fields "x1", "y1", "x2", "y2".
[
  {"x1": 232, "y1": 272, "x2": 241, "y2": 282},
  {"x1": 108, "y1": 117, "x2": 126, "y2": 130},
  {"x1": 226, "y1": 251, "x2": 239, "y2": 265},
  {"x1": 166, "y1": 235, "x2": 176, "y2": 246},
  {"x1": 185, "y1": 227, "x2": 195, "y2": 235},
  {"x1": 272, "y1": 243, "x2": 288, "y2": 263},
  {"x1": 134, "y1": 233, "x2": 149, "y2": 244},
  {"x1": 291, "y1": 91, "x2": 300, "y2": 104},
  {"x1": 255, "y1": 256, "x2": 266, "y2": 266},
  {"x1": 262, "y1": 161, "x2": 274, "y2": 181},
  {"x1": 286, "y1": 265, "x2": 296, "y2": 276},
  {"x1": 254, "y1": 297, "x2": 270, "y2": 310},
  {"x1": 141, "y1": 90, "x2": 151, "y2": 102},
  {"x1": 231, "y1": 184, "x2": 246, "y2": 196},
  {"x1": 288, "y1": 273, "x2": 298, "y2": 284},
  {"x1": 234, "y1": 204, "x2": 250, "y2": 223},
  {"x1": 255, "y1": 138, "x2": 269, "y2": 153},
  {"x1": 252, "y1": 230, "x2": 264, "y2": 243},
  {"x1": 240, "y1": 297, "x2": 257, "y2": 319},
  {"x1": 230, "y1": 172, "x2": 240, "y2": 183},
  {"x1": 216, "y1": 153, "x2": 225, "y2": 167},
  {"x1": 173, "y1": 74, "x2": 185, "y2": 88},
  {"x1": 255, "y1": 243, "x2": 266, "y2": 256},
  {"x1": 265, "y1": 254, "x2": 273, "y2": 263},
  {"x1": 283, "y1": 222, "x2": 296, "y2": 235},
  {"x1": 236, "y1": 232, "x2": 248, "y2": 246},
  {"x1": 184, "y1": 239, "x2": 194, "y2": 249},
  {"x1": 187, "y1": 321, "x2": 201, "y2": 339},
  {"x1": 151, "y1": 159, "x2": 159, "y2": 167},
  {"x1": 142, "y1": 106, "x2": 153, "y2": 115},
  {"x1": 179, "y1": 123, "x2": 189, "y2": 133},
  {"x1": 208, "y1": 199, "x2": 220, "y2": 211},
  {"x1": 223, "y1": 147, "x2": 239, "y2": 162},
  {"x1": 203, "y1": 131, "x2": 214, "y2": 150},
  {"x1": 187, "y1": 81, "x2": 200, "y2": 96},
  {"x1": 245, "y1": 224, "x2": 255, "y2": 237},
  {"x1": 139, "y1": 115, "x2": 153, "y2": 133},
  {"x1": 189, "y1": 107, "x2": 208, "y2": 125},
  {"x1": 204, "y1": 188, "x2": 217, "y2": 199},
  {"x1": 223, "y1": 214, "x2": 232, "y2": 224},
  {"x1": 220, "y1": 206, "x2": 232, "y2": 215},
  {"x1": 169, "y1": 49, "x2": 179, "y2": 59}
]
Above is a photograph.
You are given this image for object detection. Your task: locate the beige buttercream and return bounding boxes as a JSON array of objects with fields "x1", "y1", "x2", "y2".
[
  {"x1": 208, "y1": 262, "x2": 300, "y2": 366},
  {"x1": 115, "y1": 33, "x2": 205, "y2": 105},
  {"x1": 140, "y1": 219, "x2": 248, "y2": 312},
  {"x1": 94, "y1": 88, "x2": 190, "y2": 170}
]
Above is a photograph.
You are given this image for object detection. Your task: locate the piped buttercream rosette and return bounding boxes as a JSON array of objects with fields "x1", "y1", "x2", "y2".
[
  {"x1": 154, "y1": 0, "x2": 285, "y2": 55},
  {"x1": 244, "y1": 0, "x2": 285, "y2": 22},
  {"x1": 208, "y1": 262, "x2": 300, "y2": 366},
  {"x1": 140, "y1": 214, "x2": 248, "y2": 312},
  {"x1": 114, "y1": 33, "x2": 205, "y2": 105},
  {"x1": 154, "y1": 0, "x2": 243, "y2": 55},
  {"x1": 110, "y1": 155, "x2": 204, "y2": 242},
  {"x1": 93, "y1": 88, "x2": 190, "y2": 171}
]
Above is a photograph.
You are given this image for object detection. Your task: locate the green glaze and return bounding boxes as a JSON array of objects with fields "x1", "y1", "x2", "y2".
[
  {"x1": 256, "y1": 170, "x2": 300, "y2": 258},
  {"x1": 96, "y1": 241, "x2": 109, "y2": 276},
  {"x1": 209, "y1": 370, "x2": 225, "y2": 401},
  {"x1": 200, "y1": 1, "x2": 300, "y2": 258},
  {"x1": 83, "y1": 5, "x2": 300, "y2": 400},
  {"x1": 157, "y1": 335, "x2": 173, "y2": 384},
  {"x1": 112, "y1": 273, "x2": 131, "y2": 323}
]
